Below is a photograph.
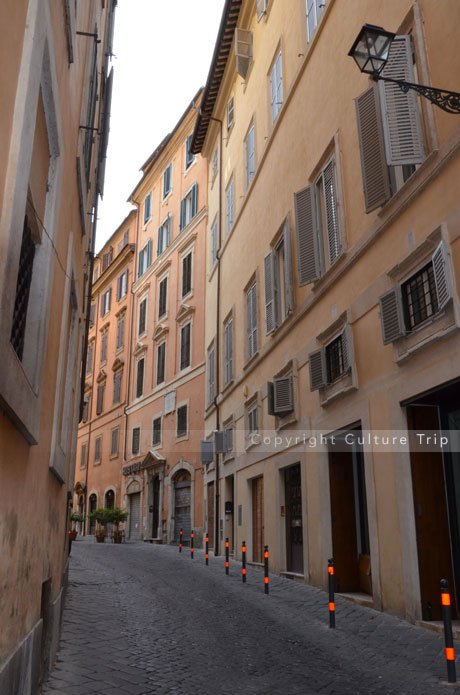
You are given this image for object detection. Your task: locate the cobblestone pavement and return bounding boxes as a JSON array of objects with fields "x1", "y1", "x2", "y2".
[{"x1": 41, "y1": 537, "x2": 460, "y2": 695}]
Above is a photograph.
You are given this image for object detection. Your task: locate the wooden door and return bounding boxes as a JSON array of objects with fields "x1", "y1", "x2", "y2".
[
  {"x1": 329, "y1": 451, "x2": 359, "y2": 592},
  {"x1": 152, "y1": 476, "x2": 160, "y2": 538},
  {"x1": 285, "y1": 464, "x2": 303, "y2": 573},
  {"x1": 207, "y1": 482, "x2": 215, "y2": 549},
  {"x1": 252, "y1": 477, "x2": 264, "y2": 563},
  {"x1": 408, "y1": 405, "x2": 456, "y2": 619},
  {"x1": 174, "y1": 482, "x2": 191, "y2": 542}
]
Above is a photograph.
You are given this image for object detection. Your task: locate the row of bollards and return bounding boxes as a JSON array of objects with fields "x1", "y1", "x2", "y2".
[{"x1": 177, "y1": 533, "x2": 456, "y2": 684}]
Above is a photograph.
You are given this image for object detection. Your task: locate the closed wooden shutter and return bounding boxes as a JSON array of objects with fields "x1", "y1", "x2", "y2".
[
  {"x1": 432, "y1": 241, "x2": 452, "y2": 310},
  {"x1": 340, "y1": 324, "x2": 352, "y2": 373},
  {"x1": 111, "y1": 428, "x2": 118, "y2": 456},
  {"x1": 264, "y1": 251, "x2": 276, "y2": 335},
  {"x1": 129, "y1": 492, "x2": 141, "y2": 539},
  {"x1": 159, "y1": 278, "x2": 167, "y2": 317},
  {"x1": 96, "y1": 383, "x2": 104, "y2": 413},
  {"x1": 355, "y1": 86, "x2": 391, "y2": 213},
  {"x1": 89, "y1": 303, "x2": 95, "y2": 327},
  {"x1": 97, "y1": 68, "x2": 114, "y2": 197},
  {"x1": 309, "y1": 348, "x2": 326, "y2": 391},
  {"x1": 157, "y1": 343, "x2": 166, "y2": 383},
  {"x1": 379, "y1": 35, "x2": 425, "y2": 166},
  {"x1": 224, "y1": 319, "x2": 233, "y2": 384},
  {"x1": 116, "y1": 316, "x2": 124, "y2": 349},
  {"x1": 322, "y1": 159, "x2": 341, "y2": 265},
  {"x1": 294, "y1": 185, "x2": 321, "y2": 284},
  {"x1": 191, "y1": 183, "x2": 198, "y2": 218},
  {"x1": 132, "y1": 426, "x2": 140, "y2": 454},
  {"x1": 252, "y1": 477, "x2": 264, "y2": 563},
  {"x1": 113, "y1": 370, "x2": 122, "y2": 404},
  {"x1": 136, "y1": 358, "x2": 144, "y2": 398},
  {"x1": 379, "y1": 287, "x2": 406, "y2": 344},
  {"x1": 283, "y1": 221, "x2": 294, "y2": 314},
  {"x1": 274, "y1": 375, "x2": 294, "y2": 414},
  {"x1": 139, "y1": 299, "x2": 146, "y2": 335},
  {"x1": 182, "y1": 254, "x2": 192, "y2": 296},
  {"x1": 174, "y1": 482, "x2": 191, "y2": 541},
  {"x1": 180, "y1": 323, "x2": 191, "y2": 369}
]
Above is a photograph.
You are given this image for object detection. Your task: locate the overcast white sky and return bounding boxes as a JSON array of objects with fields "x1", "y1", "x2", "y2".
[{"x1": 96, "y1": 0, "x2": 225, "y2": 251}]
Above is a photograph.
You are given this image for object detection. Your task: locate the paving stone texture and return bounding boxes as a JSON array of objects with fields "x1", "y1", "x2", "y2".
[{"x1": 41, "y1": 537, "x2": 460, "y2": 694}]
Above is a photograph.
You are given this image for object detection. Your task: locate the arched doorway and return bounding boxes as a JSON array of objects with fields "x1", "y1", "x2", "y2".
[
  {"x1": 173, "y1": 470, "x2": 191, "y2": 542},
  {"x1": 88, "y1": 494, "x2": 97, "y2": 535}
]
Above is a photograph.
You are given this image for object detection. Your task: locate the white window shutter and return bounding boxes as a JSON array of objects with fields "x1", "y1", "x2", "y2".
[
  {"x1": 322, "y1": 159, "x2": 341, "y2": 265},
  {"x1": 256, "y1": 0, "x2": 267, "y2": 21},
  {"x1": 283, "y1": 221, "x2": 294, "y2": 314},
  {"x1": 264, "y1": 251, "x2": 276, "y2": 335},
  {"x1": 378, "y1": 35, "x2": 425, "y2": 167},
  {"x1": 355, "y1": 86, "x2": 391, "y2": 213},
  {"x1": 235, "y1": 28, "x2": 253, "y2": 79},
  {"x1": 379, "y1": 286, "x2": 406, "y2": 344},
  {"x1": 294, "y1": 185, "x2": 321, "y2": 285},
  {"x1": 274, "y1": 375, "x2": 294, "y2": 415},
  {"x1": 309, "y1": 348, "x2": 326, "y2": 391},
  {"x1": 432, "y1": 240, "x2": 452, "y2": 310}
]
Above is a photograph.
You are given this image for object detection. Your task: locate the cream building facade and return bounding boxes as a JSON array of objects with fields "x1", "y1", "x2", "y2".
[
  {"x1": 192, "y1": 0, "x2": 460, "y2": 623},
  {"x1": 0, "y1": 0, "x2": 116, "y2": 692}
]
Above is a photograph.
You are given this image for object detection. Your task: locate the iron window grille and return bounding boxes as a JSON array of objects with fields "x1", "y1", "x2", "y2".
[
  {"x1": 402, "y1": 262, "x2": 438, "y2": 330},
  {"x1": 132, "y1": 427, "x2": 140, "y2": 455},
  {"x1": 177, "y1": 405, "x2": 187, "y2": 437},
  {"x1": 325, "y1": 334, "x2": 344, "y2": 384},
  {"x1": 11, "y1": 216, "x2": 36, "y2": 361}
]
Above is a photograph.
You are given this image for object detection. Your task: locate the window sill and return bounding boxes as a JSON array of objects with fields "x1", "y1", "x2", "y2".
[
  {"x1": 175, "y1": 433, "x2": 189, "y2": 443},
  {"x1": 243, "y1": 351, "x2": 259, "y2": 370},
  {"x1": 151, "y1": 442, "x2": 162, "y2": 450},
  {"x1": 162, "y1": 191, "x2": 172, "y2": 205},
  {"x1": 93, "y1": 461, "x2": 101, "y2": 467},
  {"x1": 245, "y1": 434, "x2": 259, "y2": 451},
  {"x1": 319, "y1": 370, "x2": 357, "y2": 407},
  {"x1": 109, "y1": 454, "x2": 118, "y2": 461},
  {"x1": 221, "y1": 378, "x2": 234, "y2": 396},
  {"x1": 209, "y1": 260, "x2": 218, "y2": 282},
  {"x1": 393, "y1": 304, "x2": 458, "y2": 364}
]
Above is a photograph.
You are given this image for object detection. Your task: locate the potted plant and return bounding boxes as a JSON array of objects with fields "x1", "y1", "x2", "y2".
[
  {"x1": 69, "y1": 511, "x2": 84, "y2": 541},
  {"x1": 109, "y1": 507, "x2": 129, "y2": 543},
  {"x1": 88, "y1": 508, "x2": 111, "y2": 542}
]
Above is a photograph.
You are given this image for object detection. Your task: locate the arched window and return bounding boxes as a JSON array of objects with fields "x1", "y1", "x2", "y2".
[{"x1": 105, "y1": 489, "x2": 115, "y2": 508}]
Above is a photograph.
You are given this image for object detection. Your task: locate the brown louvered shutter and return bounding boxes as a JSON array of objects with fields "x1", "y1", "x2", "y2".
[
  {"x1": 379, "y1": 35, "x2": 424, "y2": 166},
  {"x1": 379, "y1": 287, "x2": 406, "y2": 344},
  {"x1": 136, "y1": 358, "x2": 144, "y2": 398},
  {"x1": 309, "y1": 349, "x2": 326, "y2": 391},
  {"x1": 89, "y1": 303, "x2": 95, "y2": 327},
  {"x1": 274, "y1": 375, "x2": 294, "y2": 414},
  {"x1": 340, "y1": 324, "x2": 352, "y2": 373},
  {"x1": 432, "y1": 241, "x2": 452, "y2": 310},
  {"x1": 96, "y1": 383, "x2": 104, "y2": 414},
  {"x1": 157, "y1": 343, "x2": 166, "y2": 384},
  {"x1": 294, "y1": 185, "x2": 320, "y2": 285},
  {"x1": 283, "y1": 221, "x2": 294, "y2": 314},
  {"x1": 355, "y1": 86, "x2": 391, "y2": 213},
  {"x1": 264, "y1": 251, "x2": 276, "y2": 335},
  {"x1": 322, "y1": 159, "x2": 341, "y2": 265}
]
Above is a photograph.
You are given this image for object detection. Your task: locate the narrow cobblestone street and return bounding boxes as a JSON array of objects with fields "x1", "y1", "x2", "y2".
[{"x1": 41, "y1": 538, "x2": 459, "y2": 695}]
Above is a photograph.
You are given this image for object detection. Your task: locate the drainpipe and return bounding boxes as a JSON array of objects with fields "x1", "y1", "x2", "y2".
[
  {"x1": 209, "y1": 116, "x2": 223, "y2": 556},
  {"x1": 124, "y1": 197, "x2": 140, "y2": 464}
]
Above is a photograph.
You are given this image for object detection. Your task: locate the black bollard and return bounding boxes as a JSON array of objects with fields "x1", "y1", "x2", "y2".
[
  {"x1": 441, "y1": 579, "x2": 456, "y2": 683},
  {"x1": 328, "y1": 558, "x2": 335, "y2": 628},
  {"x1": 179, "y1": 528, "x2": 183, "y2": 552},
  {"x1": 264, "y1": 545, "x2": 269, "y2": 594},
  {"x1": 242, "y1": 540, "x2": 247, "y2": 583},
  {"x1": 191, "y1": 530, "x2": 194, "y2": 559},
  {"x1": 225, "y1": 538, "x2": 229, "y2": 575},
  {"x1": 205, "y1": 533, "x2": 209, "y2": 566}
]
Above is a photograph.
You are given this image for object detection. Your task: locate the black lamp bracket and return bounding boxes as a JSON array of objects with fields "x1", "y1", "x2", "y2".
[{"x1": 374, "y1": 74, "x2": 460, "y2": 115}]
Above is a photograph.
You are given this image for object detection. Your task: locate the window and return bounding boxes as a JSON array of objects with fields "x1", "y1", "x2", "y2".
[
  {"x1": 138, "y1": 239, "x2": 152, "y2": 277},
  {"x1": 132, "y1": 426, "x2": 140, "y2": 455},
  {"x1": 101, "y1": 248, "x2": 113, "y2": 273},
  {"x1": 163, "y1": 163, "x2": 172, "y2": 198},
  {"x1": 207, "y1": 345, "x2": 215, "y2": 405},
  {"x1": 111, "y1": 428, "x2": 119, "y2": 456},
  {"x1": 235, "y1": 29, "x2": 253, "y2": 79},
  {"x1": 157, "y1": 215, "x2": 171, "y2": 256},
  {"x1": 306, "y1": 0, "x2": 324, "y2": 42},
  {"x1": 180, "y1": 322, "x2": 191, "y2": 370},
  {"x1": 116, "y1": 314, "x2": 125, "y2": 350},
  {"x1": 113, "y1": 370, "x2": 122, "y2": 405},
  {"x1": 96, "y1": 382, "x2": 105, "y2": 414},
  {"x1": 180, "y1": 183, "x2": 198, "y2": 230},
  {"x1": 118, "y1": 229, "x2": 129, "y2": 253},
  {"x1": 100, "y1": 287, "x2": 112, "y2": 316},
  {"x1": 247, "y1": 282, "x2": 258, "y2": 360},
  {"x1": 226, "y1": 177, "x2": 234, "y2": 235},
  {"x1": 152, "y1": 416, "x2": 162, "y2": 446},
  {"x1": 225, "y1": 424, "x2": 234, "y2": 453},
  {"x1": 80, "y1": 443, "x2": 87, "y2": 469},
  {"x1": 355, "y1": 35, "x2": 425, "y2": 213},
  {"x1": 247, "y1": 403, "x2": 258, "y2": 435},
  {"x1": 136, "y1": 357, "x2": 145, "y2": 399},
  {"x1": 86, "y1": 342, "x2": 94, "y2": 375},
  {"x1": 89, "y1": 303, "x2": 96, "y2": 328},
  {"x1": 177, "y1": 404, "x2": 187, "y2": 437},
  {"x1": 93, "y1": 265, "x2": 99, "y2": 283},
  {"x1": 138, "y1": 297, "x2": 147, "y2": 336},
  {"x1": 116, "y1": 269, "x2": 128, "y2": 301},
  {"x1": 379, "y1": 241, "x2": 452, "y2": 344},
  {"x1": 224, "y1": 318, "x2": 233, "y2": 385},
  {"x1": 181, "y1": 252, "x2": 192, "y2": 298},
  {"x1": 211, "y1": 149, "x2": 218, "y2": 180},
  {"x1": 270, "y1": 51, "x2": 283, "y2": 122},
  {"x1": 143, "y1": 192, "x2": 152, "y2": 224},
  {"x1": 94, "y1": 435, "x2": 102, "y2": 464},
  {"x1": 268, "y1": 374, "x2": 295, "y2": 417},
  {"x1": 83, "y1": 34, "x2": 98, "y2": 185},
  {"x1": 210, "y1": 219, "x2": 218, "y2": 268},
  {"x1": 158, "y1": 277, "x2": 168, "y2": 318},
  {"x1": 82, "y1": 394, "x2": 90, "y2": 422},
  {"x1": 227, "y1": 97, "x2": 234, "y2": 131},
  {"x1": 294, "y1": 155, "x2": 341, "y2": 284},
  {"x1": 157, "y1": 342, "x2": 166, "y2": 384},
  {"x1": 185, "y1": 134, "x2": 195, "y2": 169},
  {"x1": 245, "y1": 124, "x2": 255, "y2": 188},
  {"x1": 309, "y1": 326, "x2": 352, "y2": 391},
  {"x1": 100, "y1": 331, "x2": 108, "y2": 365},
  {"x1": 264, "y1": 221, "x2": 294, "y2": 334}
]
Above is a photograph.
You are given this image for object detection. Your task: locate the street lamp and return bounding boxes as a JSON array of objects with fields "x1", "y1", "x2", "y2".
[{"x1": 348, "y1": 24, "x2": 460, "y2": 114}]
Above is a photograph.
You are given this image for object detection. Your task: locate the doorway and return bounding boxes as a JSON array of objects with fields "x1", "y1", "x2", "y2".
[
  {"x1": 252, "y1": 476, "x2": 264, "y2": 563},
  {"x1": 88, "y1": 493, "x2": 97, "y2": 535},
  {"x1": 129, "y1": 492, "x2": 141, "y2": 540},
  {"x1": 329, "y1": 431, "x2": 371, "y2": 594},
  {"x1": 406, "y1": 379, "x2": 460, "y2": 620},
  {"x1": 284, "y1": 464, "x2": 303, "y2": 573},
  {"x1": 152, "y1": 476, "x2": 160, "y2": 538},
  {"x1": 174, "y1": 471, "x2": 191, "y2": 542},
  {"x1": 207, "y1": 482, "x2": 215, "y2": 549}
]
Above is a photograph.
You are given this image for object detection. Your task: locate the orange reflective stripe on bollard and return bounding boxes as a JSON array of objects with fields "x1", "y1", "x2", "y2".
[
  {"x1": 446, "y1": 648, "x2": 455, "y2": 661},
  {"x1": 442, "y1": 593, "x2": 451, "y2": 606}
]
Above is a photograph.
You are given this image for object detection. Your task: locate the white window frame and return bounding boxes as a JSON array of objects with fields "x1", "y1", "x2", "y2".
[
  {"x1": 157, "y1": 214, "x2": 171, "y2": 256},
  {"x1": 245, "y1": 123, "x2": 255, "y2": 188},
  {"x1": 226, "y1": 177, "x2": 234, "y2": 236},
  {"x1": 143, "y1": 191, "x2": 152, "y2": 224},
  {"x1": 185, "y1": 134, "x2": 195, "y2": 169},
  {"x1": 270, "y1": 50, "x2": 283, "y2": 122},
  {"x1": 227, "y1": 96, "x2": 234, "y2": 131},
  {"x1": 163, "y1": 163, "x2": 172, "y2": 199},
  {"x1": 306, "y1": 0, "x2": 325, "y2": 42},
  {"x1": 210, "y1": 218, "x2": 218, "y2": 269}
]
